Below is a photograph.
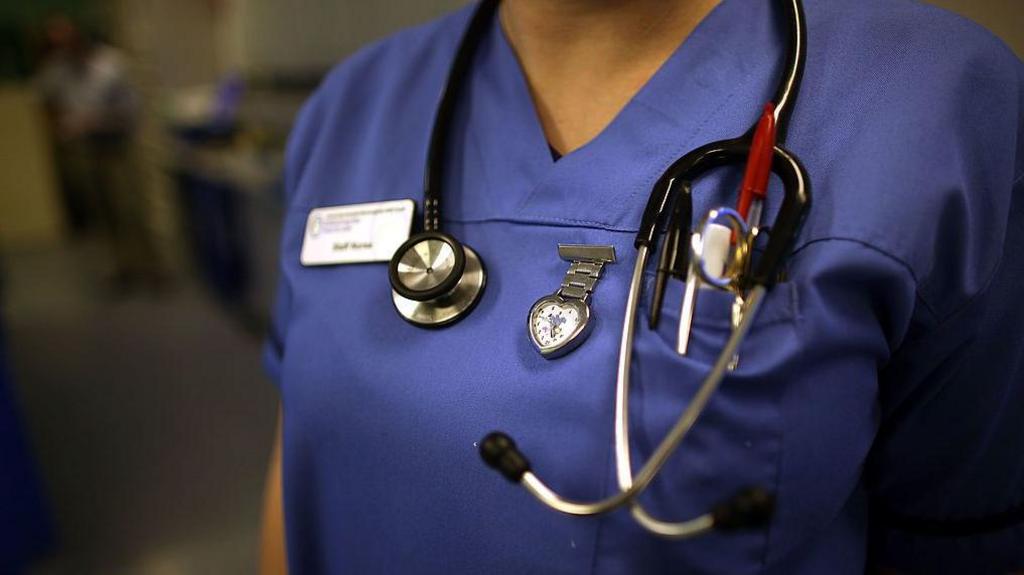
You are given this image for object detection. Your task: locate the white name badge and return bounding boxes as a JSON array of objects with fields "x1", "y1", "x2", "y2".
[{"x1": 300, "y1": 199, "x2": 415, "y2": 266}]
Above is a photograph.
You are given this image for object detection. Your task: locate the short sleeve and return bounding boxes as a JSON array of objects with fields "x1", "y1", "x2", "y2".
[
  {"x1": 261, "y1": 88, "x2": 326, "y2": 389},
  {"x1": 261, "y1": 276, "x2": 291, "y2": 389},
  {"x1": 864, "y1": 53, "x2": 1024, "y2": 573}
]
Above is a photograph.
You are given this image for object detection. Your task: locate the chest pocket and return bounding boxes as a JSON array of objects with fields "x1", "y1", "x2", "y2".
[
  {"x1": 614, "y1": 278, "x2": 800, "y2": 548},
  {"x1": 645, "y1": 277, "x2": 800, "y2": 363}
]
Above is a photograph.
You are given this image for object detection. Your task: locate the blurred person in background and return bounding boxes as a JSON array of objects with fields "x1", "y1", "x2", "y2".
[{"x1": 36, "y1": 15, "x2": 163, "y2": 294}]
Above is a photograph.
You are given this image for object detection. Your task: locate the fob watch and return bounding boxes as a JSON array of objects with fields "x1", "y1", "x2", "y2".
[{"x1": 528, "y1": 245, "x2": 616, "y2": 358}]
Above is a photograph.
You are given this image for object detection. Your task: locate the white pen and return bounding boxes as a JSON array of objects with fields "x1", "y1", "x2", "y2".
[{"x1": 677, "y1": 222, "x2": 732, "y2": 356}]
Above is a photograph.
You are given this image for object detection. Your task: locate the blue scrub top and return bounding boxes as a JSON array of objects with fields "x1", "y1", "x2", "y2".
[
  {"x1": 0, "y1": 323, "x2": 54, "y2": 571},
  {"x1": 264, "y1": 1, "x2": 1024, "y2": 573}
]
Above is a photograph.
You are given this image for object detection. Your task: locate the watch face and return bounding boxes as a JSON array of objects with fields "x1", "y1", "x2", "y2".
[{"x1": 528, "y1": 295, "x2": 591, "y2": 358}]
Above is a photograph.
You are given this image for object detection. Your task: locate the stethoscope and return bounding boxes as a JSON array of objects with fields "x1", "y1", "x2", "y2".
[{"x1": 389, "y1": 0, "x2": 812, "y2": 537}]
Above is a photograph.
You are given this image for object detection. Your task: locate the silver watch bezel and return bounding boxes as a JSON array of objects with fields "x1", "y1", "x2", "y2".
[{"x1": 527, "y1": 294, "x2": 592, "y2": 359}]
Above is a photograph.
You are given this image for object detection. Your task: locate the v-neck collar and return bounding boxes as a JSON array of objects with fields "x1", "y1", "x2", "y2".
[{"x1": 451, "y1": 0, "x2": 784, "y2": 232}]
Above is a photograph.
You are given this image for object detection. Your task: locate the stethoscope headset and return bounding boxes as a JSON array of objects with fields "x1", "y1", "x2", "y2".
[{"x1": 389, "y1": 0, "x2": 812, "y2": 538}]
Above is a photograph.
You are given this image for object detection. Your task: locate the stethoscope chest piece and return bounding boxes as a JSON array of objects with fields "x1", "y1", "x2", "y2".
[{"x1": 389, "y1": 231, "x2": 486, "y2": 327}]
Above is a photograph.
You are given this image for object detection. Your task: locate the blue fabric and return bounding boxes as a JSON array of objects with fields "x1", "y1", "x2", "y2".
[
  {"x1": 0, "y1": 321, "x2": 54, "y2": 572},
  {"x1": 264, "y1": 0, "x2": 1024, "y2": 572}
]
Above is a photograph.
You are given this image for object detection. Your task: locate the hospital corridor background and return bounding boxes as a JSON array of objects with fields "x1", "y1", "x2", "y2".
[{"x1": 0, "y1": 0, "x2": 1019, "y2": 572}]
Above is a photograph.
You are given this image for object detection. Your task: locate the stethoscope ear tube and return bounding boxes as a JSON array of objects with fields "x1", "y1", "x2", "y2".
[
  {"x1": 748, "y1": 146, "x2": 811, "y2": 286},
  {"x1": 422, "y1": 0, "x2": 499, "y2": 232}
]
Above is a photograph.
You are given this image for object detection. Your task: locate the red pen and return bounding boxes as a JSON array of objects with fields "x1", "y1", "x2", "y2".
[{"x1": 737, "y1": 103, "x2": 776, "y2": 228}]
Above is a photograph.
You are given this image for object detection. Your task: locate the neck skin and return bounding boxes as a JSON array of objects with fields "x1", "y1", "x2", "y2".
[{"x1": 500, "y1": 0, "x2": 720, "y2": 156}]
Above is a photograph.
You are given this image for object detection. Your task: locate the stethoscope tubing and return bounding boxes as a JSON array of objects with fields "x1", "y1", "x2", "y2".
[{"x1": 620, "y1": 282, "x2": 769, "y2": 538}]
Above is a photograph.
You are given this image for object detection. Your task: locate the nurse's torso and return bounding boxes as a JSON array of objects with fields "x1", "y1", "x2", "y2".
[{"x1": 270, "y1": 1, "x2": 1016, "y2": 572}]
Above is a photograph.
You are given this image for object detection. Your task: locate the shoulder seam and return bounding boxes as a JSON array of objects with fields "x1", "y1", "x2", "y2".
[
  {"x1": 788, "y1": 236, "x2": 940, "y2": 322},
  {"x1": 790, "y1": 235, "x2": 1007, "y2": 328}
]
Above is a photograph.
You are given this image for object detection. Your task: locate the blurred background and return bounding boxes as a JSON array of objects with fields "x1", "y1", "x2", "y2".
[{"x1": 0, "y1": 0, "x2": 1019, "y2": 573}]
